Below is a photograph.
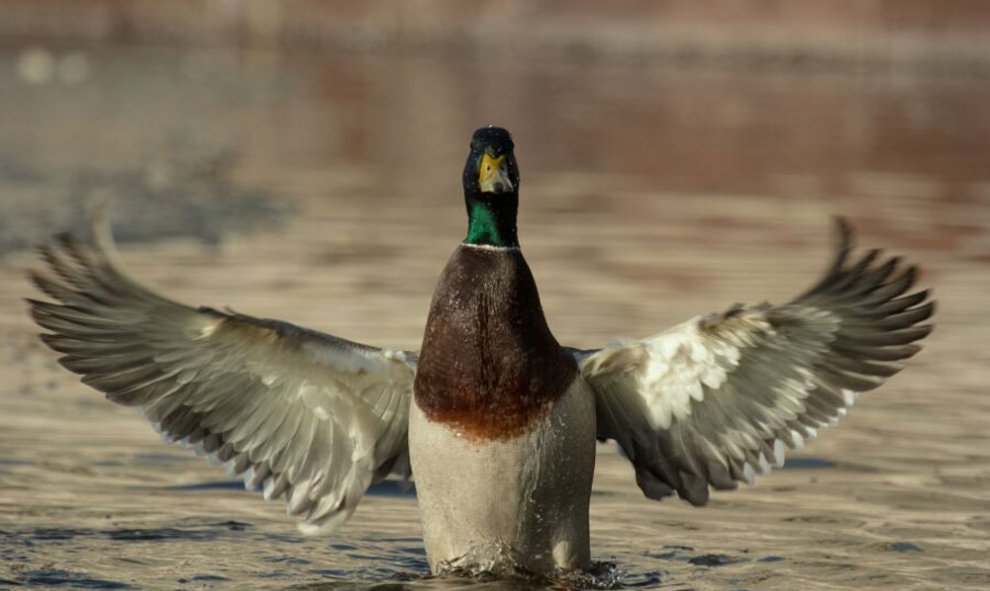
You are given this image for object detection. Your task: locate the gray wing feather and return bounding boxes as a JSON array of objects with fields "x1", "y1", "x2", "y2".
[
  {"x1": 576, "y1": 218, "x2": 934, "y2": 505},
  {"x1": 28, "y1": 217, "x2": 417, "y2": 533}
]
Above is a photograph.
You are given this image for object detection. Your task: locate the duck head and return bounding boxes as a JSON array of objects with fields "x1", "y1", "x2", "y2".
[{"x1": 463, "y1": 126, "x2": 520, "y2": 248}]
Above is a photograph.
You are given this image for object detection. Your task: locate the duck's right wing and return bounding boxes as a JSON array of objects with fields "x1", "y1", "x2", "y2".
[
  {"x1": 27, "y1": 218, "x2": 417, "y2": 533},
  {"x1": 573, "y1": 219, "x2": 933, "y2": 505}
]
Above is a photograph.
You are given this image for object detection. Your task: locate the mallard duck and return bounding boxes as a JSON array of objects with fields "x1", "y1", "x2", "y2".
[{"x1": 28, "y1": 126, "x2": 934, "y2": 576}]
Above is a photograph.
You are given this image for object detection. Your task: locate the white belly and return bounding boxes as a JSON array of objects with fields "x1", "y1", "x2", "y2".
[{"x1": 408, "y1": 379, "x2": 597, "y2": 575}]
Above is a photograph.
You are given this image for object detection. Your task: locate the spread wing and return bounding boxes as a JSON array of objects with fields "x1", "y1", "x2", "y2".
[
  {"x1": 27, "y1": 218, "x2": 417, "y2": 533},
  {"x1": 572, "y1": 218, "x2": 934, "y2": 505}
]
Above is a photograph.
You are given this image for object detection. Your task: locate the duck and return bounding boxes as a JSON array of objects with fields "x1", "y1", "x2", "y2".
[{"x1": 27, "y1": 126, "x2": 934, "y2": 577}]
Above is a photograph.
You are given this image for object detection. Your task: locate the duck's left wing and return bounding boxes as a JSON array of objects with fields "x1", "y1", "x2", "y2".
[
  {"x1": 27, "y1": 219, "x2": 417, "y2": 532},
  {"x1": 571, "y1": 219, "x2": 934, "y2": 505}
]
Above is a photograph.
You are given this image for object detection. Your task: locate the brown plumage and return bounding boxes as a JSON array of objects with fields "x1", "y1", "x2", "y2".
[{"x1": 414, "y1": 245, "x2": 577, "y2": 441}]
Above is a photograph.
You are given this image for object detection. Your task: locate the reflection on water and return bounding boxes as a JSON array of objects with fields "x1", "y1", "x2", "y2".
[
  {"x1": 0, "y1": 46, "x2": 988, "y2": 590},
  {"x1": 2, "y1": 48, "x2": 988, "y2": 252}
]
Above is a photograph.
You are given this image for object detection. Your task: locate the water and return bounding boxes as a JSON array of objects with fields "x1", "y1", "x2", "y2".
[{"x1": 0, "y1": 46, "x2": 988, "y2": 590}]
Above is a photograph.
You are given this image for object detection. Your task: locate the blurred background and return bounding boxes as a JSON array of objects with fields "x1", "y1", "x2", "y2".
[
  {"x1": 1, "y1": 0, "x2": 987, "y2": 336},
  {"x1": 1, "y1": 2, "x2": 988, "y2": 590}
]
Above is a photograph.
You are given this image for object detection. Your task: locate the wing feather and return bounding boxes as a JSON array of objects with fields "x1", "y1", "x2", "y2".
[
  {"x1": 576, "y1": 218, "x2": 933, "y2": 505},
  {"x1": 28, "y1": 216, "x2": 416, "y2": 532}
]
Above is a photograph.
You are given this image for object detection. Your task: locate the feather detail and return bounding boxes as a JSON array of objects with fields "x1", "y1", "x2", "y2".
[
  {"x1": 576, "y1": 218, "x2": 933, "y2": 505},
  {"x1": 27, "y1": 214, "x2": 417, "y2": 533}
]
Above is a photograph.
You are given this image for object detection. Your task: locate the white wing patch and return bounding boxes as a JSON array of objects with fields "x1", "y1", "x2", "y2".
[{"x1": 639, "y1": 318, "x2": 752, "y2": 429}]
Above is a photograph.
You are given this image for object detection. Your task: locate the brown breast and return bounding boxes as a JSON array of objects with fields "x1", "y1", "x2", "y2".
[{"x1": 413, "y1": 245, "x2": 577, "y2": 441}]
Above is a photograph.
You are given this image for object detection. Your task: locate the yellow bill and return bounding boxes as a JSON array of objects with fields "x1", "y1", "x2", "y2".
[{"x1": 478, "y1": 153, "x2": 513, "y2": 193}]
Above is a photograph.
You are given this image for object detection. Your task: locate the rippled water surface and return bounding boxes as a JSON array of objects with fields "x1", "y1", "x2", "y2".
[{"x1": 1, "y1": 47, "x2": 988, "y2": 590}]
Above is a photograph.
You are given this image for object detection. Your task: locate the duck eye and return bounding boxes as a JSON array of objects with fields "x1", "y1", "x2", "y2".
[{"x1": 486, "y1": 164, "x2": 492, "y2": 172}]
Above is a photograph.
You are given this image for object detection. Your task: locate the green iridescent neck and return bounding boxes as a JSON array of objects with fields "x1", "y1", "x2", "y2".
[{"x1": 463, "y1": 193, "x2": 519, "y2": 248}]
